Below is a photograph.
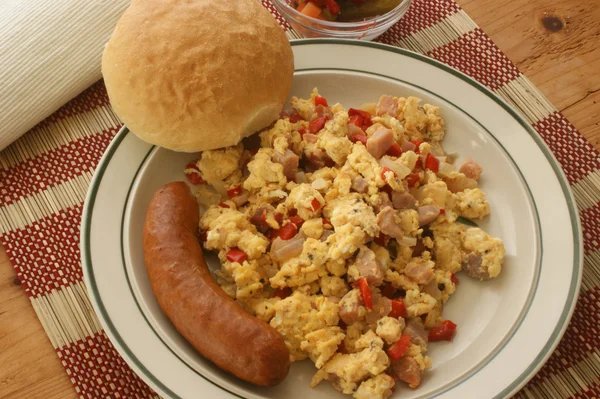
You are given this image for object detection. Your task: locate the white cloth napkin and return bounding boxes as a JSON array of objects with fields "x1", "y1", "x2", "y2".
[{"x1": 0, "y1": 0, "x2": 130, "y2": 150}]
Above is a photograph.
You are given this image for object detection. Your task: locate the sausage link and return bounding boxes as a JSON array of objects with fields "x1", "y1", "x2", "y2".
[{"x1": 143, "y1": 182, "x2": 290, "y2": 386}]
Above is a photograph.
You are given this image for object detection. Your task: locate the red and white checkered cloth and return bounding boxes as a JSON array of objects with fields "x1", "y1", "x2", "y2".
[{"x1": 1, "y1": 0, "x2": 599, "y2": 398}]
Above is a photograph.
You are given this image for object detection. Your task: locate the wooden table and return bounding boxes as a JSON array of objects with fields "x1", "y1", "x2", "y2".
[{"x1": 0, "y1": 1, "x2": 598, "y2": 398}]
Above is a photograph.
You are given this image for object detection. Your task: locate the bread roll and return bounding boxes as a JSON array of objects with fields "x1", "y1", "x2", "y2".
[{"x1": 102, "y1": 0, "x2": 293, "y2": 152}]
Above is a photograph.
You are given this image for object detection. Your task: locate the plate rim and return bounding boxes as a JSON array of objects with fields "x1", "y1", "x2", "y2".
[{"x1": 81, "y1": 38, "x2": 583, "y2": 399}]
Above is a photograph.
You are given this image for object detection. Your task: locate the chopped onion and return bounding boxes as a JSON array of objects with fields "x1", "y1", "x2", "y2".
[
  {"x1": 438, "y1": 161, "x2": 456, "y2": 177},
  {"x1": 423, "y1": 280, "x2": 442, "y2": 301},
  {"x1": 271, "y1": 232, "x2": 305, "y2": 262},
  {"x1": 396, "y1": 235, "x2": 417, "y2": 246},
  {"x1": 379, "y1": 156, "x2": 411, "y2": 179},
  {"x1": 295, "y1": 171, "x2": 308, "y2": 184},
  {"x1": 311, "y1": 178, "x2": 328, "y2": 191}
]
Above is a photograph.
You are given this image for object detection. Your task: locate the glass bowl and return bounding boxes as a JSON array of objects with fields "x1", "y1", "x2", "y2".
[{"x1": 271, "y1": 0, "x2": 412, "y2": 40}]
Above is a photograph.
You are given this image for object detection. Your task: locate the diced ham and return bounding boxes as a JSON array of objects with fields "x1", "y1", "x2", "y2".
[
  {"x1": 348, "y1": 123, "x2": 366, "y2": 138},
  {"x1": 462, "y1": 252, "x2": 490, "y2": 280},
  {"x1": 376, "y1": 95, "x2": 399, "y2": 117},
  {"x1": 444, "y1": 175, "x2": 478, "y2": 193},
  {"x1": 411, "y1": 238, "x2": 426, "y2": 257},
  {"x1": 339, "y1": 289, "x2": 364, "y2": 325},
  {"x1": 304, "y1": 148, "x2": 330, "y2": 170},
  {"x1": 459, "y1": 158, "x2": 483, "y2": 181},
  {"x1": 249, "y1": 206, "x2": 272, "y2": 232},
  {"x1": 303, "y1": 133, "x2": 319, "y2": 143},
  {"x1": 315, "y1": 104, "x2": 333, "y2": 119},
  {"x1": 392, "y1": 356, "x2": 422, "y2": 389},
  {"x1": 366, "y1": 128, "x2": 394, "y2": 159},
  {"x1": 404, "y1": 318, "x2": 428, "y2": 347},
  {"x1": 417, "y1": 205, "x2": 440, "y2": 226},
  {"x1": 401, "y1": 141, "x2": 416, "y2": 153},
  {"x1": 376, "y1": 206, "x2": 404, "y2": 239},
  {"x1": 277, "y1": 149, "x2": 299, "y2": 180},
  {"x1": 271, "y1": 232, "x2": 306, "y2": 262},
  {"x1": 231, "y1": 191, "x2": 249, "y2": 207},
  {"x1": 404, "y1": 261, "x2": 434, "y2": 284},
  {"x1": 352, "y1": 176, "x2": 369, "y2": 193},
  {"x1": 392, "y1": 191, "x2": 417, "y2": 210},
  {"x1": 355, "y1": 247, "x2": 383, "y2": 284}
]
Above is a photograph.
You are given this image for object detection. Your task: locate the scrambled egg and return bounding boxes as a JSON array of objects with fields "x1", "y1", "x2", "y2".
[{"x1": 190, "y1": 89, "x2": 505, "y2": 396}]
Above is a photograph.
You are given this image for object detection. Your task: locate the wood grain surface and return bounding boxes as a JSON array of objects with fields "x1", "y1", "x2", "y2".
[{"x1": 0, "y1": 1, "x2": 598, "y2": 398}]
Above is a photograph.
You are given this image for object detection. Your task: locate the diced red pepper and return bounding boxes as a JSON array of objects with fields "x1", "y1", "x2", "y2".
[
  {"x1": 198, "y1": 230, "x2": 207, "y2": 242},
  {"x1": 413, "y1": 160, "x2": 423, "y2": 171},
  {"x1": 289, "y1": 113, "x2": 304, "y2": 123},
  {"x1": 411, "y1": 139, "x2": 424, "y2": 153},
  {"x1": 387, "y1": 334, "x2": 411, "y2": 361},
  {"x1": 311, "y1": 198, "x2": 321, "y2": 212},
  {"x1": 218, "y1": 202, "x2": 230, "y2": 208},
  {"x1": 406, "y1": 173, "x2": 420, "y2": 188},
  {"x1": 425, "y1": 153, "x2": 440, "y2": 173},
  {"x1": 184, "y1": 161, "x2": 204, "y2": 185},
  {"x1": 309, "y1": 116, "x2": 328, "y2": 134},
  {"x1": 428, "y1": 320, "x2": 457, "y2": 342},
  {"x1": 381, "y1": 167, "x2": 395, "y2": 180},
  {"x1": 322, "y1": 218, "x2": 332, "y2": 228},
  {"x1": 289, "y1": 208, "x2": 298, "y2": 217},
  {"x1": 388, "y1": 299, "x2": 407, "y2": 319},
  {"x1": 298, "y1": 127, "x2": 307, "y2": 137},
  {"x1": 249, "y1": 148, "x2": 259, "y2": 155},
  {"x1": 275, "y1": 222, "x2": 298, "y2": 240},
  {"x1": 358, "y1": 278, "x2": 373, "y2": 309},
  {"x1": 348, "y1": 114, "x2": 363, "y2": 127},
  {"x1": 324, "y1": 0, "x2": 340, "y2": 15},
  {"x1": 381, "y1": 284, "x2": 397, "y2": 299},
  {"x1": 226, "y1": 248, "x2": 248, "y2": 264},
  {"x1": 227, "y1": 185, "x2": 243, "y2": 199},
  {"x1": 274, "y1": 287, "x2": 292, "y2": 299},
  {"x1": 274, "y1": 213, "x2": 284, "y2": 224},
  {"x1": 450, "y1": 273, "x2": 460, "y2": 286},
  {"x1": 350, "y1": 134, "x2": 368, "y2": 145},
  {"x1": 348, "y1": 108, "x2": 371, "y2": 120},
  {"x1": 439, "y1": 208, "x2": 446, "y2": 216},
  {"x1": 386, "y1": 143, "x2": 403, "y2": 157},
  {"x1": 289, "y1": 215, "x2": 305, "y2": 227},
  {"x1": 314, "y1": 96, "x2": 328, "y2": 107},
  {"x1": 374, "y1": 233, "x2": 388, "y2": 246}
]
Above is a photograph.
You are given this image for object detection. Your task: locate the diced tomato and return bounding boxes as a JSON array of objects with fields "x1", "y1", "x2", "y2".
[
  {"x1": 381, "y1": 284, "x2": 397, "y2": 299},
  {"x1": 348, "y1": 114, "x2": 363, "y2": 127},
  {"x1": 439, "y1": 208, "x2": 446, "y2": 216},
  {"x1": 274, "y1": 287, "x2": 292, "y2": 299},
  {"x1": 381, "y1": 167, "x2": 395, "y2": 180},
  {"x1": 450, "y1": 273, "x2": 460, "y2": 286},
  {"x1": 249, "y1": 148, "x2": 259, "y2": 155},
  {"x1": 227, "y1": 185, "x2": 243, "y2": 199},
  {"x1": 289, "y1": 215, "x2": 305, "y2": 227},
  {"x1": 358, "y1": 278, "x2": 373, "y2": 309},
  {"x1": 425, "y1": 153, "x2": 440, "y2": 173},
  {"x1": 298, "y1": 127, "x2": 307, "y2": 137},
  {"x1": 197, "y1": 230, "x2": 207, "y2": 242},
  {"x1": 386, "y1": 143, "x2": 403, "y2": 157},
  {"x1": 429, "y1": 320, "x2": 457, "y2": 342},
  {"x1": 185, "y1": 161, "x2": 204, "y2": 185},
  {"x1": 226, "y1": 248, "x2": 248, "y2": 264},
  {"x1": 314, "y1": 96, "x2": 328, "y2": 106},
  {"x1": 311, "y1": 198, "x2": 321, "y2": 212},
  {"x1": 350, "y1": 134, "x2": 368, "y2": 145},
  {"x1": 406, "y1": 173, "x2": 420, "y2": 188},
  {"x1": 275, "y1": 222, "x2": 298, "y2": 240},
  {"x1": 324, "y1": 0, "x2": 340, "y2": 15},
  {"x1": 309, "y1": 116, "x2": 328, "y2": 134},
  {"x1": 387, "y1": 334, "x2": 410, "y2": 361},
  {"x1": 218, "y1": 202, "x2": 230, "y2": 208},
  {"x1": 411, "y1": 139, "x2": 424, "y2": 153},
  {"x1": 374, "y1": 233, "x2": 388, "y2": 246},
  {"x1": 388, "y1": 299, "x2": 407, "y2": 319}
]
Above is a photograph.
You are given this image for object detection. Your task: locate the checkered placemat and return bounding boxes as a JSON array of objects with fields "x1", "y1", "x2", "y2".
[{"x1": 1, "y1": 0, "x2": 599, "y2": 398}]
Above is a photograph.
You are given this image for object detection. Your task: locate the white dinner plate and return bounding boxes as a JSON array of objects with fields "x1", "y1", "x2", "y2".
[{"x1": 81, "y1": 39, "x2": 582, "y2": 399}]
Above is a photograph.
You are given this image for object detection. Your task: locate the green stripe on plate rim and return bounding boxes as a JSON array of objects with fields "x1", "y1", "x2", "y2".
[{"x1": 81, "y1": 39, "x2": 582, "y2": 399}]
